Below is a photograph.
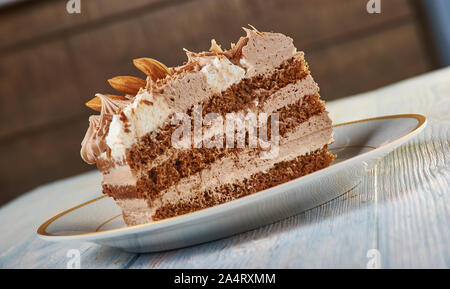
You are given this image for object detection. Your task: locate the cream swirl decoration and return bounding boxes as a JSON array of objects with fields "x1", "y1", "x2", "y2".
[{"x1": 81, "y1": 94, "x2": 131, "y2": 164}]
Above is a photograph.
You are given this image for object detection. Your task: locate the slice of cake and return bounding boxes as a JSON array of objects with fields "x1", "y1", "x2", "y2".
[{"x1": 81, "y1": 27, "x2": 335, "y2": 226}]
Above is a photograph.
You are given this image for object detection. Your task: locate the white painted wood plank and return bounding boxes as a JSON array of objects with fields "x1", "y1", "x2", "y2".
[
  {"x1": 374, "y1": 121, "x2": 450, "y2": 268},
  {"x1": 0, "y1": 171, "x2": 137, "y2": 268}
]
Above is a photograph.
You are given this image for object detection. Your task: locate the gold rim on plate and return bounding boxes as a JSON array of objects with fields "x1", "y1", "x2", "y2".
[{"x1": 37, "y1": 113, "x2": 426, "y2": 238}]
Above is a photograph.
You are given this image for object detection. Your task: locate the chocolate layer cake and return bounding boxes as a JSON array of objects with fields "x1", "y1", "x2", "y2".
[{"x1": 81, "y1": 27, "x2": 335, "y2": 226}]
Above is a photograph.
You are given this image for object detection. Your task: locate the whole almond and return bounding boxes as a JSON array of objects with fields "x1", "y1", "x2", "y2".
[
  {"x1": 133, "y1": 58, "x2": 171, "y2": 82},
  {"x1": 108, "y1": 76, "x2": 146, "y2": 95},
  {"x1": 85, "y1": 94, "x2": 127, "y2": 112}
]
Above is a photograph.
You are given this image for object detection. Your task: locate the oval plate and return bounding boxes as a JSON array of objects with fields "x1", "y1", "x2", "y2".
[{"x1": 37, "y1": 114, "x2": 426, "y2": 252}]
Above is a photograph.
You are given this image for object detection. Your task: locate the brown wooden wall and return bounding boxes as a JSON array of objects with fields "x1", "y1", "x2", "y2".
[{"x1": 0, "y1": 0, "x2": 434, "y2": 205}]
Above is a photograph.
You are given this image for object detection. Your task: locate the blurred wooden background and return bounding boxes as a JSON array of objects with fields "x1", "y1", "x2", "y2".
[{"x1": 0, "y1": 0, "x2": 440, "y2": 205}]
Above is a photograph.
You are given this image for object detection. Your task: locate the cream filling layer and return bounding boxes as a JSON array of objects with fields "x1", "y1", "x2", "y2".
[
  {"x1": 115, "y1": 198, "x2": 153, "y2": 226},
  {"x1": 137, "y1": 75, "x2": 319, "y2": 171},
  {"x1": 148, "y1": 112, "x2": 333, "y2": 211},
  {"x1": 113, "y1": 113, "x2": 332, "y2": 224},
  {"x1": 102, "y1": 165, "x2": 136, "y2": 186}
]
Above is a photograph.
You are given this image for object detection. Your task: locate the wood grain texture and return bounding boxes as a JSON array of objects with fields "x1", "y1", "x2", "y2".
[
  {"x1": 0, "y1": 0, "x2": 412, "y2": 51},
  {"x1": 0, "y1": 0, "x2": 433, "y2": 204},
  {"x1": 0, "y1": 0, "x2": 419, "y2": 138},
  {"x1": 0, "y1": 117, "x2": 91, "y2": 204},
  {"x1": 308, "y1": 21, "x2": 431, "y2": 100},
  {"x1": 0, "y1": 67, "x2": 448, "y2": 269},
  {"x1": 0, "y1": 0, "x2": 163, "y2": 50}
]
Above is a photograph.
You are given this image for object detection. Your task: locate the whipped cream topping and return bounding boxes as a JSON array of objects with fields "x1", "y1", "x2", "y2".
[
  {"x1": 201, "y1": 56, "x2": 245, "y2": 92},
  {"x1": 240, "y1": 28, "x2": 297, "y2": 78},
  {"x1": 106, "y1": 91, "x2": 172, "y2": 160},
  {"x1": 81, "y1": 115, "x2": 107, "y2": 164},
  {"x1": 80, "y1": 94, "x2": 131, "y2": 164},
  {"x1": 97, "y1": 93, "x2": 130, "y2": 115}
]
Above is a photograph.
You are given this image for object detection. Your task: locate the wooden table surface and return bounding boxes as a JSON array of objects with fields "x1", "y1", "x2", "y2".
[{"x1": 0, "y1": 68, "x2": 449, "y2": 269}]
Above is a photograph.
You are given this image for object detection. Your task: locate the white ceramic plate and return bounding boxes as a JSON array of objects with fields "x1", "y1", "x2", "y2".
[{"x1": 37, "y1": 114, "x2": 426, "y2": 253}]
